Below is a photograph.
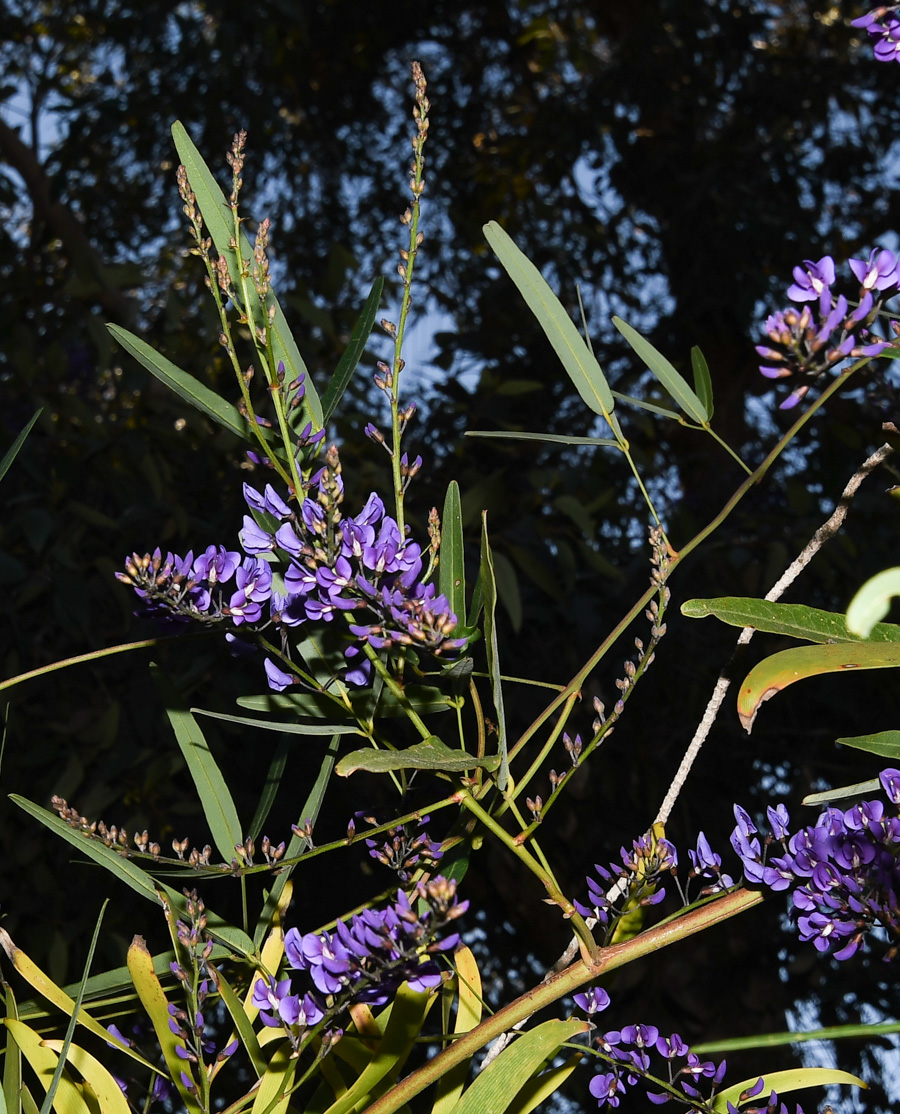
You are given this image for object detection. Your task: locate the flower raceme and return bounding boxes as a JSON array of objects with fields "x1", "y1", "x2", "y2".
[
  {"x1": 756, "y1": 251, "x2": 897, "y2": 408},
  {"x1": 852, "y1": 6, "x2": 900, "y2": 63},
  {"x1": 251, "y1": 877, "x2": 467, "y2": 1049},
  {"x1": 117, "y1": 460, "x2": 465, "y2": 689},
  {"x1": 731, "y1": 768, "x2": 900, "y2": 962}
]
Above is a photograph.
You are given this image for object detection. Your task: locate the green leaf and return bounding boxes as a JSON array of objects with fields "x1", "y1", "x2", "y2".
[
  {"x1": 171, "y1": 122, "x2": 323, "y2": 429},
  {"x1": 439, "y1": 481, "x2": 466, "y2": 622},
  {"x1": 321, "y1": 277, "x2": 383, "y2": 423},
  {"x1": 211, "y1": 966, "x2": 265, "y2": 1078},
  {"x1": 611, "y1": 391, "x2": 682, "y2": 420},
  {"x1": 483, "y1": 222, "x2": 616, "y2": 420},
  {"x1": 481, "y1": 513, "x2": 509, "y2": 791},
  {"x1": 0, "y1": 411, "x2": 41, "y2": 486},
  {"x1": 737, "y1": 643, "x2": 900, "y2": 732},
  {"x1": 448, "y1": 1019, "x2": 588, "y2": 1114},
  {"x1": 690, "y1": 346, "x2": 714, "y2": 419},
  {"x1": 152, "y1": 665, "x2": 242, "y2": 862},
  {"x1": 253, "y1": 735, "x2": 341, "y2": 949},
  {"x1": 712, "y1": 1067, "x2": 864, "y2": 1113},
  {"x1": 682, "y1": 597, "x2": 900, "y2": 644},
  {"x1": 612, "y1": 316, "x2": 708, "y2": 424},
  {"x1": 248, "y1": 736, "x2": 290, "y2": 844},
  {"x1": 504, "y1": 1055, "x2": 584, "y2": 1114},
  {"x1": 836, "y1": 729, "x2": 900, "y2": 758},
  {"x1": 847, "y1": 567, "x2": 900, "y2": 637},
  {"x1": 192, "y1": 708, "x2": 361, "y2": 736},
  {"x1": 465, "y1": 430, "x2": 620, "y2": 448},
  {"x1": 336, "y1": 738, "x2": 500, "y2": 777},
  {"x1": 802, "y1": 779, "x2": 881, "y2": 807},
  {"x1": 107, "y1": 325, "x2": 249, "y2": 440}
]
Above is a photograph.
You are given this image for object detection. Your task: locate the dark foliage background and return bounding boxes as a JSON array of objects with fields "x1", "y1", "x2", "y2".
[{"x1": 2, "y1": 0, "x2": 900, "y2": 1108}]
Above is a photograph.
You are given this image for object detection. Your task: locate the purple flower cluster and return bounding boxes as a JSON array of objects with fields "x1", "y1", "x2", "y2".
[
  {"x1": 575, "y1": 830, "x2": 733, "y2": 944},
  {"x1": 731, "y1": 768, "x2": 900, "y2": 961},
  {"x1": 756, "y1": 252, "x2": 897, "y2": 408},
  {"x1": 575, "y1": 991, "x2": 802, "y2": 1112},
  {"x1": 118, "y1": 453, "x2": 465, "y2": 690},
  {"x1": 852, "y1": 6, "x2": 900, "y2": 63},
  {"x1": 252, "y1": 877, "x2": 467, "y2": 1044}
]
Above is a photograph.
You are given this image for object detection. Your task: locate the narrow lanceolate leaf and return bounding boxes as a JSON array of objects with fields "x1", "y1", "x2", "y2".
[
  {"x1": 802, "y1": 779, "x2": 881, "y2": 807},
  {"x1": 440, "y1": 480, "x2": 466, "y2": 623},
  {"x1": 2, "y1": 1022, "x2": 82, "y2": 1114},
  {"x1": 846, "y1": 567, "x2": 900, "y2": 637},
  {"x1": 712, "y1": 1067, "x2": 865, "y2": 1113},
  {"x1": 40, "y1": 1042, "x2": 131, "y2": 1114},
  {"x1": 321, "y1": 277, "x2": 384, "y2": 423},
  {"x1": 250, "y1": 1039, "x2": 293, "y2": 1114},
  {"x1": 336, "y1": 738, "x2": 500, "y2": 777},
  {"x1": 612, "y1": 316, "x2": 708, "y2": 424},
  {"x1": 107, "y1": 325, "x2": 249, "y2": 441},
  {"x1": 449, "y1": 1018, "x2": 588, "y2": 1114},
  {"x1": 152, "y1": 664, "x2": 242, "y2": 863},
  {"x1": 209, "y1": 966, "x2": 265, "y2": 1079},
  {"x1": 481, "y1": 514, "x2": 509, "y2": 792},
  {"x1": 836, "y1": 730, "x2": 900, "y2": 758},
  {"x1": 690, "y1": 346, "x2": 714, "y2": 419},
  {"x1": 0, "y1": 410, "x2": 41, "y2": 485},
  {"x1": 127, "y1": 937, "x2": 201, "y2": 1114},
  {"x1": 192, "y1": 708, "x2": 361, "y2": 736},
  {"x1": 464, "y1": 430, "x2": 620, "y2": 448},
  {"x1": 737, "y1": 643, "x2": 900, "y2": 732},
  {"x1": 483, "y1": 222, "x2": 616, "y2": 419},
  {"x1": 171, "y1": 122, "x2": 323, "y2": 429},
  {"x1": 682, "y1": 597, "x2": 900, "y2": 644}
]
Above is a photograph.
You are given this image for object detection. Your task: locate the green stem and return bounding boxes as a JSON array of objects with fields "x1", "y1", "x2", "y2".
[
  {"x1": 362, "y1": 888, "x2": 764, "y2": 1114},
  {"x1": 457, "y1": 788, "x2": 598, "y2": 960}
]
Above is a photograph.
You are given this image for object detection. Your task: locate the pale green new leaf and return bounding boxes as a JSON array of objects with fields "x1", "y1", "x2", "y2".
[
  {"x1": 712, "y1": 1067, "x2": 864, "y2": 1112},
  {"x1": 171, "y1": 121, "x2": 323, "y2": 428},
  {"x1": 449, "y1": 1019, "x2": 588, "y2": 1114},
  {"x1": 847, "y1": 567, "x2": 900, "y2": 637},
  {"x1": 682, "y1": 596, "x2": 900, "y2": 644},
  {"x1": 483, "y1": 222, "x2": 616, "y2": 420},
  {"x1": 802, "y1": 779, "x2": 881, "y2": 807},
  {"x1": 107, "y1": 326, "x2": 249, "y2": 441},
  {"x1": 612, "y1": 316, "x2": 708, "y2": 424},
  {"x1": 439, "y1": 481, "x2": 466, "y2": 622},
  {"x1": 152, "y1": 665, "x2": 242, "y2": 863}
]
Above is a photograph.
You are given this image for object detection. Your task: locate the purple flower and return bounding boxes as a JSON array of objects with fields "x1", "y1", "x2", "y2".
[
  {"x1": 786, "y1": 256, "x2": 835, "y2": 302},
  {"x1": 850, "y1": 248, "x2": 900, "y2": 291},
  {"x1": 264, "y1": 659, "x2": 295, "y2": 691},
  {"x1": 574, "y1": 987, "x2": 611, "y2": 1015}
]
